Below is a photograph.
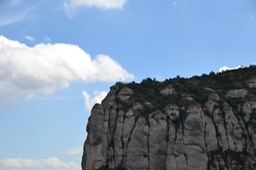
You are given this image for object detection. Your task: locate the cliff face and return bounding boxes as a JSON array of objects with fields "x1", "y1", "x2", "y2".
[{"x1": 82, "y1": 66, "x2": 256, "y2": 170}]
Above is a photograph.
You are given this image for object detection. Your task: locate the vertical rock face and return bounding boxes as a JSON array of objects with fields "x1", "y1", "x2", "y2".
[{"x1": 82, "y1": 66, "x2": 256, "y2": 170}]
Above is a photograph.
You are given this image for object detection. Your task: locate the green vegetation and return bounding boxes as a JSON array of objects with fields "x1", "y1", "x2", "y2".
[{"x1": 115, "y1": 65, "x2": 256, "y2": 119}]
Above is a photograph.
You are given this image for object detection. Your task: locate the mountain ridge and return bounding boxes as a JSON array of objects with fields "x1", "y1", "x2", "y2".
[{"x1": 82, "y1": 65, "x2": 256, "y2": 170}]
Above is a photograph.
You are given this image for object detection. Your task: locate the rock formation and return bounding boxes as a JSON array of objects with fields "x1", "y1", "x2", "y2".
[{"x1": 82, "y1": 65, "x2": 256, "y2": 170}]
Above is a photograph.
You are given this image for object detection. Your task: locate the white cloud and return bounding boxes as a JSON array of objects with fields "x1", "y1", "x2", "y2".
[
  {"x1": 0, "y1": 157, "x2": 80, "y2": 170},
  {"x1": 0, "y1": 35, "x2": 133, "y2": 107},
  {"x1": 219, "y1": 65, "x2": 244, "y2": 72},
  {"x1": 82, "y1": 90, "x2": 108, "y2": 111},
  {"x1": 67, "y1": 146, "x2": 83, "y2": 155},
  {"x1": 25, "y1": 35, "x2": 34, "y2": 41},
  {"x1": 64, "y1": 0, "x2": 127, "y2": 17}
]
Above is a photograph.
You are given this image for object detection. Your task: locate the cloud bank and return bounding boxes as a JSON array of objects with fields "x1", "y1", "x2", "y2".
[
  {"x1": 0, "y1": 35, "x2": 133, "y2": 107},
  {"x1": 64, "y1": 0, "x2": 127, "y2": 16},
  {"x1": 0, "y1": 157, "x2": 80, "y2": 170}
]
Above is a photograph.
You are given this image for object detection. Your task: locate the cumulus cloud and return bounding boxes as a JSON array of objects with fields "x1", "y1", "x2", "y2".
[
  {"x1": 64, "y1": 0, "x2": 127, "y2": 17},
  {"x1": 0, "y1": 35, "x2": 133, "y2": 107},
  {"x1": 0, "y1": 157, "x2": 80, "y2": 170},
  {"x1": 219, "y1": 65, "x2": 244, "y2": 72},
  {"x1": 82, "y1": 90, "x2": 108, "y2": 111}
]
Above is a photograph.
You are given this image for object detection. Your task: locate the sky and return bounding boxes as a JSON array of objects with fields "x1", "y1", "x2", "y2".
[{"x1": 0, "y1": 0, "x2": 256, "y2": 169}]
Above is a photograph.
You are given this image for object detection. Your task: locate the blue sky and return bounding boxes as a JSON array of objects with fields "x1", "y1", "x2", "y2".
[{"x1": 0, "y1": 0, "x2": 256, "y2": 169}]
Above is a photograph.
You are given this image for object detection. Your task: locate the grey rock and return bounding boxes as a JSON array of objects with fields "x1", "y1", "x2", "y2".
[
  {"x1": 117, "y1": 87, "x2": 134, "y2": 101},
  {"x1": 182, "y1": 94, "x2": 194, "y2": 101},
  {"x1": 160, "y1": 85, "x2": 175, "y2": 96},
  {"x1": 164, "y1": 104, "x2": 180, "y2": 121},
  {"x1": 82, "y1": 68, "x2": 256, "y2": 170},
  {"x1": 225, "y1": 89, "x2": 248, "y2": 99},
  {"x1": 82, "y1": 104, "x2": 107, "y2": 170},
  {"x1": 247, "y1": 76, "x2": 256, "y2": 88},
  {"x1": 149, "y1": 111, "x2": 167, "y2": 170},
  {"x1": 242, "y1": 101, "x2": 256, "y2": 122},
  {"x1": 205, "y1": 94, "x2": 219, "y2": 114}
]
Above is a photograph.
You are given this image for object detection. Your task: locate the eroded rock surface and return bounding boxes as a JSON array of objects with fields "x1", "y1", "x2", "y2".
[{"x1": 82, "y1": 66, "x2": 256, "y2": 170}]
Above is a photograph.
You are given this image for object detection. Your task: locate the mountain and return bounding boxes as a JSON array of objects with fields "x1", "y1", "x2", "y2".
[{"x1": 82, "y1": 65, "x2": 256, "y2": 170}]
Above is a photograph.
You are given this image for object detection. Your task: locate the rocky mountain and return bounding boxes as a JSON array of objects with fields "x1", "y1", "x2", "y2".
[{"x1": 82, "y1": 65, "x2": 256, "y2": 170}]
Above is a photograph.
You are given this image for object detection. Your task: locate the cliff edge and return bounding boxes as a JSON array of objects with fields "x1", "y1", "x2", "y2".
[{"x1": 82, "y1": 66, "x2": 256, "y2": 170}]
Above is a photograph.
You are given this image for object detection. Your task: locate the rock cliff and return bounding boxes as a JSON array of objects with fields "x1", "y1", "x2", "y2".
[{"x1": 82, "y1": 66, "x2": 256, "y2": 170}]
